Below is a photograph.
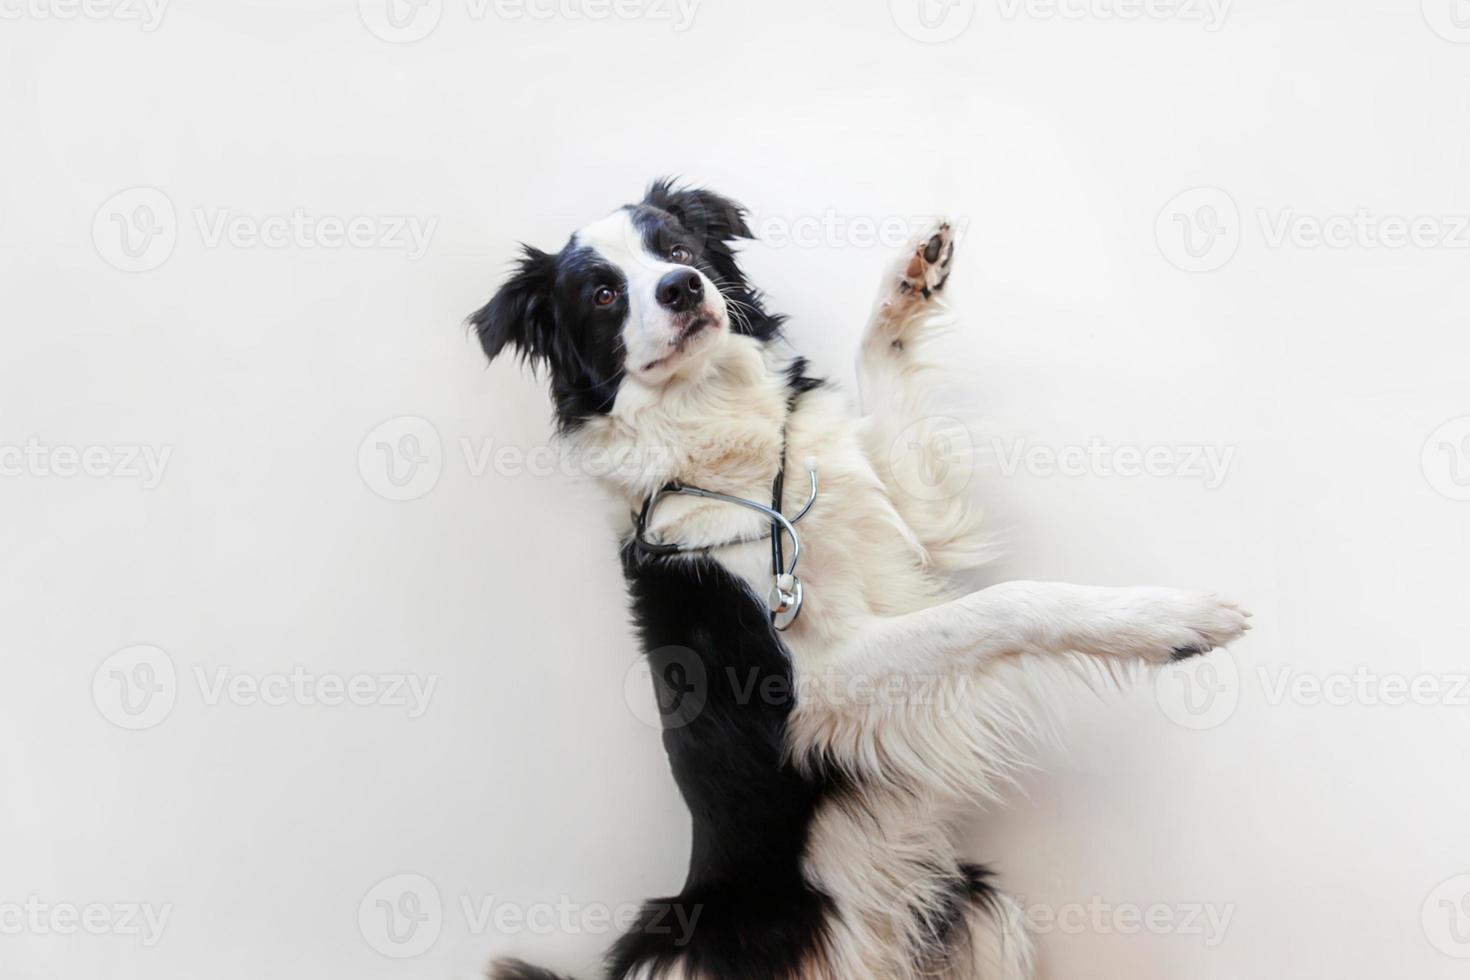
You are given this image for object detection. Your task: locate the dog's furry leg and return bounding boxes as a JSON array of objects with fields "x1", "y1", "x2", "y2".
[
  {"x1": 837, "y1": 581, "x2": 1249, "y2": 676},
  {"x1": 858, "y1": 219, "x2": 956, "y2": 360},
  {"x1": 855, "y1": 220, "x2": 988, "y2": 571},
  {"x1": 789, "y1": 581, "x2": 1250, "y2": 799}
]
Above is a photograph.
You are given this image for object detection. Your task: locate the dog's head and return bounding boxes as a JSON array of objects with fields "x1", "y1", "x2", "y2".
[{"x1": 470, "y1": 180, "x2": 781, "y2": 429}]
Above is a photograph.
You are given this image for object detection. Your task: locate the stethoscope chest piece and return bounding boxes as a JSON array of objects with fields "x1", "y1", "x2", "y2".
[
  {"x1": 635, "y1": 457, "x2": 818, "y2": 634},
  {"x1": 768, "y1": 573, "x2": 803, "y2": 631}
]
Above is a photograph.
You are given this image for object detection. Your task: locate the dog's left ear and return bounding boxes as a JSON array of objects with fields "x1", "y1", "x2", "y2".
[
  {"x1": 643, "y1": 179, "x2": 753, "y2": 287},
  {"x1": 643, "y1": 178, "x2": 752, "y2": 242},
  {"x1": 468, "y1": 245, "x2": 557, "y2": 367}
]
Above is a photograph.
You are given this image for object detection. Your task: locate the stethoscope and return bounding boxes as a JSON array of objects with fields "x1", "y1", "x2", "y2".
[{"x1": 633, "y1": 458, "x2": 818, "y2": 631}]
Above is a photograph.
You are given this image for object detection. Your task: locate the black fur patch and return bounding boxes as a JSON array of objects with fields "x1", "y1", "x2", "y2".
[
  {"x1": 607, "y1": 544, "x2": 845, "y2": 980},
  {"x1": 781, "y1": 357, "x2": 825, "y2": 401},
  {"x1": 913, "y1": 863, "x2": 1003, "y2": 972}
]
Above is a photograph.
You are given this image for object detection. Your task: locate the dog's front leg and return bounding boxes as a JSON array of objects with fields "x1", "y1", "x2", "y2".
[
  {"x1": 845, "y1": 581, "x2": 1250, "y2": 671},
  {"x1": 788, "y1": 582, "x2": 1250, "y2": 798},
  {"x1": 854, "y1": 220, "x2": 991, "y2": 570}
]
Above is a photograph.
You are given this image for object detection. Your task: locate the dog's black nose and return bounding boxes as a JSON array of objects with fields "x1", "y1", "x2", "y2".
[{"x1": 656, "y1": 270, "x2": 704, "y2": 312}]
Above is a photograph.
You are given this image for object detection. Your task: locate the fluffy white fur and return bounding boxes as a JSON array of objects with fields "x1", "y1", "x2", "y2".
[{"x1": 561, "y1": 215, "x2": 1248, "y2": 979}]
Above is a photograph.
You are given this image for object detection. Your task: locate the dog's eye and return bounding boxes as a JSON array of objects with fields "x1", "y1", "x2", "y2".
[
  {"x1": 593, "y1": 286, "x2": 618, "y2": 308},
  {"x1": 669, "y1": 245, "x2": 693, "y2": 264}
]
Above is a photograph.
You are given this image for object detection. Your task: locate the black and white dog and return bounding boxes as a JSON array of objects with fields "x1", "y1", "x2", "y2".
[{"x1": 472, "y1": 181, "x2": 1249, "y2": 980}]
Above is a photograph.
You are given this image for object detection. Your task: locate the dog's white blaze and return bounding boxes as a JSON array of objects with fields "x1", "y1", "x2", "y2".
[{"x1": 575, "y1": 209, "x2": 726, "y2": 383}]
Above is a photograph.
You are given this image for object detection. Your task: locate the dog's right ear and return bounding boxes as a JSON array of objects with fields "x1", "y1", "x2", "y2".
[{"x1": 468, "y1": 245, "x2": 556, "y2": 365}]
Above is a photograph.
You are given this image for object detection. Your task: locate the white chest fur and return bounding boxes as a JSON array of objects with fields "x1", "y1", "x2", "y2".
[{"x1": 570, "y1": 336, "x2": 951, "y2": 671}]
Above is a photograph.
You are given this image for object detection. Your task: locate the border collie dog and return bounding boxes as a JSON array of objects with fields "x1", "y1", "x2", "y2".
[{"x1": 472, "y1": 181, "x2": 1249, "y2": 980}]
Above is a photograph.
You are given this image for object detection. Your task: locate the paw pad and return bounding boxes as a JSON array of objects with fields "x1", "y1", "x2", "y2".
[{"x1": 895, "y1": 221, "x2": 955, "y2": 302}]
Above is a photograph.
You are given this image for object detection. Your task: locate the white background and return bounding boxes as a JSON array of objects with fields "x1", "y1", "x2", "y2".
[{"x1": 4, "y1": 1, "x2": 1470, "y2": 978}]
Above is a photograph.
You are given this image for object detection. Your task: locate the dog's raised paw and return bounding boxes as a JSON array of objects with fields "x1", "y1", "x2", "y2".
[
  {"x1": 897, "y1": 220, "x2": 955, "y2": 301},
  {"x1": 1157, "y1": 595, "x2": 1252, "y2": 663},
  {"x1": 875, "y1": 219, "x2": 957, "y2": 333},
  {"x1": 1100, "y1": 589, "x2": 1252, "y2": 665}
]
